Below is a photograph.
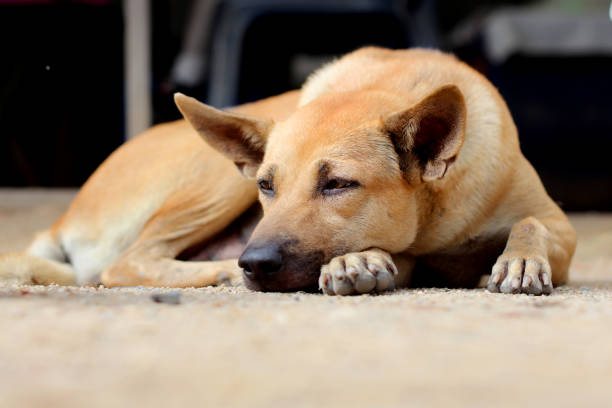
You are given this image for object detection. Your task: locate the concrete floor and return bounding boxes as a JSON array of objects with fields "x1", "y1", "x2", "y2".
[{"x1": 1, "y1": 189, "x2": 612, "y2": 408}]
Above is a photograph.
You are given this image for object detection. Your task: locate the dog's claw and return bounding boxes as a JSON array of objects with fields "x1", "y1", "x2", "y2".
[
  {"x1": 487, "y1": 254, "x2": 553, "y2": 296},
  {"x1": 319, "y1": 249, "x2": 397, "y2": 296}
]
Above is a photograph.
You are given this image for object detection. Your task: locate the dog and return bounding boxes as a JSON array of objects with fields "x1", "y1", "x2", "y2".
[{"x1": 0, "y1": 47, "x2": 576, "y2": 295}]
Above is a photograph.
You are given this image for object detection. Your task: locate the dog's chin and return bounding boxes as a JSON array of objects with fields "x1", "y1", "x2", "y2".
[{"x1": 242, "y1": 271, "x2": 320, "y2": 293}]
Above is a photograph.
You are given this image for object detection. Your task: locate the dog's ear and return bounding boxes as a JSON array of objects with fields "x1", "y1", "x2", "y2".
[
  {"x1": 174, "y1": 93, "x2": 272, "y2": 178},
  {"x1": 382, "y1": 85, "x2": 466, "y2": 183}
]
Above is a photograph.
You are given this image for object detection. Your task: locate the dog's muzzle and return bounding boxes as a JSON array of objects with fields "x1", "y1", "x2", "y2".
[{"x1": 238, "y1": 239, "x2": 323, "y2": 292}]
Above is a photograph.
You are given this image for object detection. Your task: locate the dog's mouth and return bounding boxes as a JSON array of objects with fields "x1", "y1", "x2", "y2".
[
  {"x1": 242, "y1": 272, "x2": 320, "y2": 292},
  {"x1": 240, "y1": 249, "x2": 325, "y2": 292}
]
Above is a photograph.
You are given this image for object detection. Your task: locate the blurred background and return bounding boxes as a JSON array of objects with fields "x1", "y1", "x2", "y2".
[{"x1": 0, "y1": 0, "x2": 611, "y2": 211}]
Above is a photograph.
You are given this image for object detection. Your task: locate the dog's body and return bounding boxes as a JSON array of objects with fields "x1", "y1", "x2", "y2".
[{"x1": 0, "y1": 47, "x2": 576, "y2": 295}]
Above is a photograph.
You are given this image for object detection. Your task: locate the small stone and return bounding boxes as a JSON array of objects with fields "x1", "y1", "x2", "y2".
[{"x1": 151, "y1": 291, "x2": 181, "y2": 305}]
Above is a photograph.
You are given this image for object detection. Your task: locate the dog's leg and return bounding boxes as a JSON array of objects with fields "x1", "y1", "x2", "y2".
[
  {"x1": 102, "y1": 256, "x2": 241, "y2": 288},
  {"x1": 100, "y1": 187, "x2": 255, "y2": 288},
  {"x1": 100, "y1": 224, "x2": 244, "y2": 287},
  {"x1": 487, "y1": 214, "x2": 576, "y2": 295},
  {"x1": 319, "y1": 249, "x2": 415, "y2": 295},
  {"x1": 0, "y1": 253, "x2": 76, "y2": 286},
  {"x1": 0, "y1": 230, "x2": 76, "y2": 286}
]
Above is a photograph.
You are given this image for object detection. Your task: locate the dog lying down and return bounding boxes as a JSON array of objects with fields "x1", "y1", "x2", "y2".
[{"x1": 0, "y1": 47, "x2": 576, "y2": 295}]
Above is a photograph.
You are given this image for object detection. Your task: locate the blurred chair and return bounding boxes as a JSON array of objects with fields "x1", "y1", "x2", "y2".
[{"x1": 204, "y1": 0, "x2": 438, "y2": 107}]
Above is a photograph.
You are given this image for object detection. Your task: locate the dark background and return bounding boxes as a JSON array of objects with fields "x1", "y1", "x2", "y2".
[{"x1": 1, "y1": 0, "x2": 611, "y2": 211}]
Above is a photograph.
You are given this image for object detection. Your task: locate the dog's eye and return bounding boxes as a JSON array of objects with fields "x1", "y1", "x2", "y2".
[
  {"x1": 322, "y1": 179, "x2": 360, "y2": 195},
  {"x1": 257, "y1": 179, "x2": 274, "y2": 195}
]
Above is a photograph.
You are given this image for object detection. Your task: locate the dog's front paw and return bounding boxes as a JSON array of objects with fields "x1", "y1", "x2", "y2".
[
  {"x1": 319, "y1": 249, "x2": 398, "y2": 295},
  {"x1": 487, "y1": 254, "x2": 553, "y2": 295}
]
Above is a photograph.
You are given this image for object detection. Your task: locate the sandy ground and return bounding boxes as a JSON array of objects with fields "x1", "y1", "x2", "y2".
[{"x1": 1, "y1": 188, "x2": 612, "y2": 408}]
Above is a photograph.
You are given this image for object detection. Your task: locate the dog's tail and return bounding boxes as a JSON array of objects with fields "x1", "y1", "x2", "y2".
[{"x1": 0, "y1": 230, "x2": 76, "y2": 286}]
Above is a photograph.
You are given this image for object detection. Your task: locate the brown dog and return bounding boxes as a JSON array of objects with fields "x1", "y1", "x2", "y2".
[{"x1": 0, "y1": 47, "x2": 576, "y2": 295}]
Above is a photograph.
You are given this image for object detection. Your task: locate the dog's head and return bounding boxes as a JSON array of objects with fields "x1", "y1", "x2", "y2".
[{"x1": 175, "y1": 86, "x2": 466, "y2": 291}]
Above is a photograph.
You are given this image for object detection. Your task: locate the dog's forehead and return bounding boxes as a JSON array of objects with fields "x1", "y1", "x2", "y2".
[
  {"x1": 265, "y1": 92, "x2": 401, "y2": 163},
  {"x1": 262, "y1": 125, "x2": 399, "y2": 182},
  {"x1": 265, "y1": 123, "x2": 388, "y2": 171}
]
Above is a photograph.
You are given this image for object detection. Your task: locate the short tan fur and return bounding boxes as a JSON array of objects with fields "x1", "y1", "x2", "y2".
[{"x1": 0, "y1": 47, "x2": 576, "y2": 295}]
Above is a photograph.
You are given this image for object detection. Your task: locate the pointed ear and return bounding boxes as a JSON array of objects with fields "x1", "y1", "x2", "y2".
[
  {"x1": 174, "y1": 93, "x2": 272, "y2": 178},
  {"x1": 382, "y1": 85, "x2": 466, "y2": 183}
]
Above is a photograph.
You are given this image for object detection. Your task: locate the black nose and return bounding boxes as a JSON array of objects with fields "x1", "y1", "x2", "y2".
[{"x1": 238, "y1": 242, "x2": 283, "y2": 278}]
